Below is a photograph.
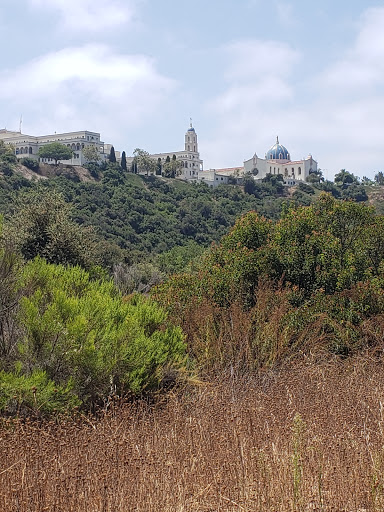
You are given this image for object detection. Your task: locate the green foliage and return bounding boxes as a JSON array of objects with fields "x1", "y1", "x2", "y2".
[
  {"x1": 17, "y1": 259, "x2": 187, "y2": 405},
  {"x1": 20, "y1": 157, "x2": 39, "y2": 171},
  {"x1": 156, "y1": 193, "x2": 384, "y2": 308},
  {"x1": 121, "y1": 151, "x2": 127, "y2": 171},
  {"x1": 0, "y1": 370, "x2": 80, "y2": 417},
  {"x1": 38, "y1": 142, "x2": 73, "y2": 164},
  {"x1": 133, "y1": 148, "x2": 156, "y2": 175},
  {"x1": 108, "y1": 146, "x2": 117, "y2": 163},
  {"x1": 375, "y1": 171, "x2": 384, "y2": 185},
  {"x1": 83, "y1": 144, "x2": 101, "y2": 163},
  {"x1": 3, "y1": 188, "x2": 98, "y2": 268}
]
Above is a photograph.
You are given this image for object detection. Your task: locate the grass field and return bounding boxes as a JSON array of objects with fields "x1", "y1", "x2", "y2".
[{"x1": 1, "y1": 354, "x2": 384, "y2": 511}]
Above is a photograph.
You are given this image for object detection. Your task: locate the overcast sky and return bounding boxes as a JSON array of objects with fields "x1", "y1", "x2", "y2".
[{"x1": 1, "y1": 0, "x2": 384, "y2": 179}]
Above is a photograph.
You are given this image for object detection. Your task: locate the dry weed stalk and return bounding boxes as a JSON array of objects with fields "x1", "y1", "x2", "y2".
[{"x1": 1, "y1": 355, "x2": 384, "y2": 511}]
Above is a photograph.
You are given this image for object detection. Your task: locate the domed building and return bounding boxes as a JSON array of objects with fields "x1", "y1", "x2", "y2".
[{"x1": 243, "y1": 137, "x2": 318, "y2": 185}]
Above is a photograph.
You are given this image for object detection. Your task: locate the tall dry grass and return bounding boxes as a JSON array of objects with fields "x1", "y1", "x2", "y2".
[{"x1": 2, "y1": 354, "x2": 384, "y2": 511}]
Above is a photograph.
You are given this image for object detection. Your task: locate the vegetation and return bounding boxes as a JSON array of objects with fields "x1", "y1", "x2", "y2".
[
  {"x1": 3, "y1": 159, "x2": 384, "y2": 508},
  {"x1": 108, "y1": 145, "x2": 117, "y2": 163},
  {"x1": 154, "y1": 194, "x2": 384, "y2": 372},
  {"x1": 82, "y1": 144, "x2": 101, "y2": 163},
  {"x1": 0, "y1": 254, "x2": 186, "y2": 415},
  {"x1": 38, "y1": 142, "x2": 73, "y2": 164},
  {"x1": 1, "y1": 357, "x2": 384, "y2": 511}
]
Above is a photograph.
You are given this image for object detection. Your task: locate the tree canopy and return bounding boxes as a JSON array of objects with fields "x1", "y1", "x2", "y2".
[{"x1": 38, "y1": 142, "x2": 73, "y2": 164}]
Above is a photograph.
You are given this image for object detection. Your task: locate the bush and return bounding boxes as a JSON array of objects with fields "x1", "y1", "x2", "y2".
[
  {"x1": 17, "y1": 259, "x2": 187, "y2": 408},
  {"x1": 20, "y1": 157, "x2": 39, "y2": 172}
]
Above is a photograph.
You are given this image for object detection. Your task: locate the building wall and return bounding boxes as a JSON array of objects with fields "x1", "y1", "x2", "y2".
[
  {"x1": 244, "y1": 153, "x2": 317, "y2": 184},
  {"x1": 0, "y1": 129, "x2": 106, "y2": 166}
]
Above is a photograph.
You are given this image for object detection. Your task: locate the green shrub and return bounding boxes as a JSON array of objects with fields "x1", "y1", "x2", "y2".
[
  {"x1": 0, "y1": 370, "x2": 80, "y2": 417},
  {"x1": 17, "y1": 259, "x2": 187, "y2": 408},
  {"x1": 20, "y1": 157, "x2": 39, "y2": 172}
]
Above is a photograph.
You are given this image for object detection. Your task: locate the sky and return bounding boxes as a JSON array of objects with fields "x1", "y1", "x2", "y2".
[{"x1": 1, "y1": 0, "x2": 384, "y2": 179}]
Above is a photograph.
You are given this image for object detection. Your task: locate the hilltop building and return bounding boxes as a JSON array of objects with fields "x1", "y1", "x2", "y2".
[
  {"x1": 244, "y1": 137, "x2": 318, "y2": 184},
  {"x1": 127, "y1": 122, "x2": 203, "y2": 181},
  {"x1": 0, "y1": 129, "x2": 109, "y2": 165}
]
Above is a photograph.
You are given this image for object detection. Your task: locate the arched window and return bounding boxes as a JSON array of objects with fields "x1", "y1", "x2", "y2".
[
  {"x1": 20, "y1": 147, "x2": 24, "y2": 154},
  {"x1": 16, "y1": 148, "x2": 19, "y2": 155},
  {"x1": 29, "y1": 147, "x2": 32, "y2": 154},
  {"x1": 194, "y1": 145, "x2": 196, "y2": 152},
  {"x1": 81, "y1": 143, "x2": 85, "y2": 149},
  {"x1": 185, "y1": 162, "x2": 188, "y2": 168},
  {"x1": 292, "y1": 168, "x2": 294, "y2": 173},
  {"x1": 76, "y1": 144, "x2": 80, "y2": 151},
  {"x1": 298, "y1": 167, "x2": 301, "y2": 175},
  {"x1": 71, "y1": 144, "x2": 76, "y2": 150},
  {"x1": 188, "y1": 145, "x2": 190, "y2": 151}
]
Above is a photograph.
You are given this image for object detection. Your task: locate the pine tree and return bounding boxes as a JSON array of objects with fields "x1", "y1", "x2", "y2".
[
  {"x1": 109, "y1": 146, "x2": 117, "y2": 163},
  {"x1": 121, "y1": 151, "x2": 127, "y2": 171}
]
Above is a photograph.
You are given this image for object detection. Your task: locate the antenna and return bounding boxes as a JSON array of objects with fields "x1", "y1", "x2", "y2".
[{"x1": 19, "y1": 115, "x2": 23, "y2": 133}]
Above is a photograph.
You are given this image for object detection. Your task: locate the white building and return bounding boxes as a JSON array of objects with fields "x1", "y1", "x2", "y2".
[
  {"x1": 198, "y1": 169, "x2": 230, "y2": 187},
  {"x1": 244, "y1": 137, "x2": 318, "y2": 184},
  {"x1": 127, "y1": 122, "x2": 203, "y2": 180},
  {"x1": 0, "y1": 129, "x2": 108, "y2": 166}
]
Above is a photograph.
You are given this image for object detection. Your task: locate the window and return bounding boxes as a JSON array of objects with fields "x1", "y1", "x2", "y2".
[{"x1": 298, "y1": 167, "x2": 301, "y2": 175}]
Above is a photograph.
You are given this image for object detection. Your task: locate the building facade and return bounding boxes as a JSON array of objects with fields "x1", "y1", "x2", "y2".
[
  {"x1": 127, "y1": 122, "x2": 203, "y2": 180},
  {"x1": 0, "y1": 129, "x2": 107, "y2": 166},
  {"x1": 244, "y1": 137, "x2": 318, "y2": 184}
]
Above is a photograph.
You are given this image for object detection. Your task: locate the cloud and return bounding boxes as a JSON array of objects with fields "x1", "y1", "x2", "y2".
[
  {"x1": 203, "y1": 39, "x2": 300, "y2": 167},
  {"x1": 319, "y1": 7, "x2": 384, "y2": 93},
  {"x1": 0, "y1": 45, "x2": 177, "y2": 146},
  {"x1": 28, "y1": 0, "x2": 136, "y2": 32},
  {"x1": 203, "y1": 7, "x2": 384, "y2": 178}
]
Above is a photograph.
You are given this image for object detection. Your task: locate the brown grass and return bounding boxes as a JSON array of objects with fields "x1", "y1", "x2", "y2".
[{"x1": 2, "y1": 355, "x2": 384, "y2": 511}]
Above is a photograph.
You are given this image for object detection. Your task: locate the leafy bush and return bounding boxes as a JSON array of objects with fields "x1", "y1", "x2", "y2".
[
  {"x1": 0, "y1": 370, "x2": 80, "y2": 417},
  {"x1": 17, "y1": 259, "x2": 187, "y2": 408},
  {"x1": 20, "y1": 157, "x2": 39, "y2": 172}
]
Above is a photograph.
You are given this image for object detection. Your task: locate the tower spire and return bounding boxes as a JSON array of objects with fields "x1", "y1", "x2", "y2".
[
  {"x1": 190, "y1": 117, "x2": 193, "y2": 128},
  {"x1": 276, "y1": 135, "x2": 279, "y2": 144}
]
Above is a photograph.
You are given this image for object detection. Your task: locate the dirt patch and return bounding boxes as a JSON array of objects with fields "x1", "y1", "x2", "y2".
[{"x1": 13, "y1": 162, "x2": 97, "y2": 182}]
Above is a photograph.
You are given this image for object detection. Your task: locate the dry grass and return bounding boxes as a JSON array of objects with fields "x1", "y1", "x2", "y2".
[{"x1": 2, "y1": 355, "x2": 384, "y2": 511}]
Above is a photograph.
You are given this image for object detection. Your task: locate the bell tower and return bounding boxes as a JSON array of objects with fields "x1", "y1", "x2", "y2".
[{"x1": 185, "y1": 119, "x2": 198, "y2": 153}]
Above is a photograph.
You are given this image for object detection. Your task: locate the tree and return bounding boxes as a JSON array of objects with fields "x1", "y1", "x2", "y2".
[
  {"x1": 121, "y1": 151, "x2": 127, "y2": 171},
  {"x1": 3, "y1": 188, "x2": 98, "y2": 268},
  {"x1": 156, "y1": 158, "x2": 162, "y2": 175},
  {"x1": 133, "y1": 148, "x2": 156, "y2": 176},
  {"x1": 38, "y1": 142, "x2": 73, "y2": 165},
  {"x1": 163, "y1": 157, "x2": 182, "y2": 178},
  {"x1": 334, "y1": 169, "x2": 358, "y2": 188},
  {"x1": 83, "y1": 144, "x2": 101, "y2": 163},
  {"x1": 374, "y1": 172, "x2": 384, "y2": 185},
  {"x1": 306, "y1": 168, "x2": 324, "y2": 184},
  {"x1": 109, "y1": 146, "x2": 117, "y2": 163}
]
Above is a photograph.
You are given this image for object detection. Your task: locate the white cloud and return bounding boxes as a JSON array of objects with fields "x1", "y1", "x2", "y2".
[
  {"x1": 203, "y1": 7, "x2": 384, "y2": 179},
  {"x1": 319, "y1": 7, "x2": 384, "y2": 93},
  {"x1": 0, "y1": 45, "x2": 177, "y2": 146},
  {"x1": 28, "y1": 0, "x2": 136, "y2": 32},
  {"x1": 203, "y1": 39, "x2": 299, "y2": 168}
]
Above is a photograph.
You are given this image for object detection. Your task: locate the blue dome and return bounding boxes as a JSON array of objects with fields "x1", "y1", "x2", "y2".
[
  {"x1": 188, "y1": 127, "x2": 195, "y2": 132},
  {"x1": 266, "y1": 137, "x2": 290, "y2": 160}
]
